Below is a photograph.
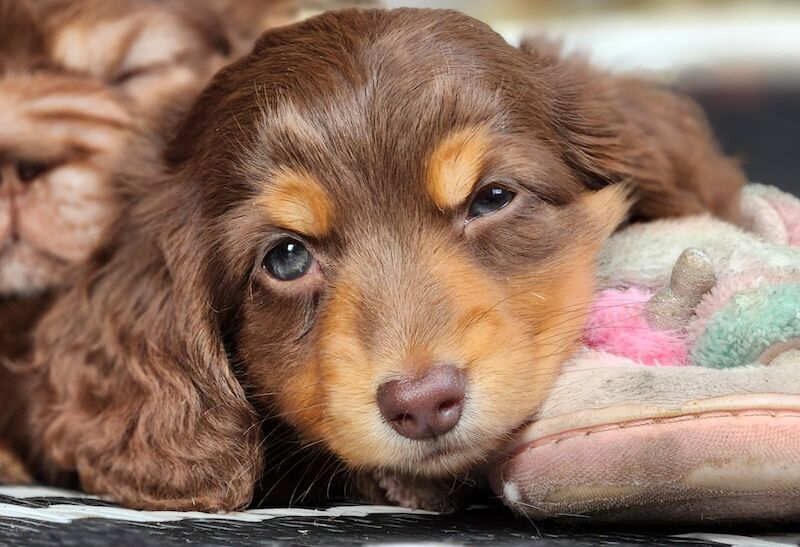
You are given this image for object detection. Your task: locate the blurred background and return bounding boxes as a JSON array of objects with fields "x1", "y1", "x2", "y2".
[{"x1": 382, "y1": 0, "x2": 800, "y2": 193}]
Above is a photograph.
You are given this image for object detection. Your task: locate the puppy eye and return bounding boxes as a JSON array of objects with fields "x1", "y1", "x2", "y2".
[
  {"x1": 16, "y1": 161, "x2": 52, "y2": 183},
  {"x1": 112, "y1": 68, "x2": 146, "y2": 86},
  {"x1": 467, "y1": 186, "x2": 515, "y2": 219},
  {"x1": 262, "y1": 239, "x2": 315, "y2": 281},
  {"x1": 112, "y1": 65, "x2": 158, "y2": 86}
]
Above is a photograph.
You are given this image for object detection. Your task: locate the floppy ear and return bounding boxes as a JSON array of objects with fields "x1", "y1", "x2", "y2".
[
  {"x1": 520, "y1": 37, "x2": 745, "y2": 222},
  {"x1": 27, "y1": 178, "x2": 262, "y2": 511}
]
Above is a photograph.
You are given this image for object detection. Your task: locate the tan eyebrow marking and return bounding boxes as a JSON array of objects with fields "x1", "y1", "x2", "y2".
[
  {"x1": 426, "y1": 125, "x2": 493, "y2": 210},
  {"x1": 257, "y1": 167, "x2": 334, "y2": 238}
]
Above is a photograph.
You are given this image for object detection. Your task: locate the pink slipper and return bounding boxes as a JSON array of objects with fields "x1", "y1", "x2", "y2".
[
  {"x1": 492, "y1": 352, "x2": 800, "y2": 522},
  {"x1": 491, "y1": 184, "x2": 800, "y2": 523}
]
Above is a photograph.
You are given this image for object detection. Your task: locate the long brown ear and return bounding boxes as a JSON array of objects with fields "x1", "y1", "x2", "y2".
[
  {"x1": 520, "y1": 36, "x2": 745, "y2": 222},
  {"x1": 27, "y1": 175, "x2": 262, "y2": 511}
]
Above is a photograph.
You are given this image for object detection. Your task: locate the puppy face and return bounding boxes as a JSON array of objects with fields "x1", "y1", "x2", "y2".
[
  {"x1": 176, "y1": 9, "x2": 628, "y2": 477},
  {"x1": 0, "y1": 1, "x2": 133, "y2": 295}
]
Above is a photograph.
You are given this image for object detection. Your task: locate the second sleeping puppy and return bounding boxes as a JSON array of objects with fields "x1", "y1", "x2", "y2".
[{"x1": 25, "y1": 8, "x2": 744, "y2": 510}]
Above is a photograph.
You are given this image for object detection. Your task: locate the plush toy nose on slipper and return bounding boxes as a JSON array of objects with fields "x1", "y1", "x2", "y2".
[{"x1": 377, "y1": 365, "x2": 466, "y2": 440}]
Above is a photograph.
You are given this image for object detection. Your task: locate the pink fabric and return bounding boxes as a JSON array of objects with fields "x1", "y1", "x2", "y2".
[
  {"x1": 493, "y1": 410, "x2": 800, "y2": 522},
  {"x1": 765, "y1": 195, "x2": 800, "y2": 246},
  {"x1": 585, "y1": 288, "x2": 687, "y2": 366}
]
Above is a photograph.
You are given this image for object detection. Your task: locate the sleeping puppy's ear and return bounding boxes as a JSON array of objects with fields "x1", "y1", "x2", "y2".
[
  {"x1": 27, "y1": 171, "x2": 262, "y2": 511},
  {"x1": 520, "y1": 36, "x2": 745, "y2": 222}
]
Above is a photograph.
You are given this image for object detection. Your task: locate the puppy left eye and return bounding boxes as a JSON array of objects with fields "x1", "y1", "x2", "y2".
[
  {"x1": 262, "y1": 239, "x2": 315, "y2": 281},
  {"x1": 467, "y1": 186, "x2": 516, "y2": 219}
]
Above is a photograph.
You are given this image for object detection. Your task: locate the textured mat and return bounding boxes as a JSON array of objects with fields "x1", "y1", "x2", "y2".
[{"x1": 1, "y1": 486, "x2": 798, "y2": 546}]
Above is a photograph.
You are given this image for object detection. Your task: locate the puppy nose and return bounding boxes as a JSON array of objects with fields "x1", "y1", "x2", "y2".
[{"x1": 377, "y1": 365, "x2": 466, "y2": 440}]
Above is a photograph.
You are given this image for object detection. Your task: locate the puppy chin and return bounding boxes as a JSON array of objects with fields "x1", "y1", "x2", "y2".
[
  {"x1": 398, "y1": 441, "x2": 498, "y2": 477},
  {"x1": 0, "y1": 241, "x2": 67, "y2": 296},
  {"x1": 338, "y1": 405, "x2": 534, "y2": 478}
]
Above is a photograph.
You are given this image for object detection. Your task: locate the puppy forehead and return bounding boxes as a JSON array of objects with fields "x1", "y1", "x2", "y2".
[
  {"x1": 233, "y1": 10, "x2": 542, "y2": 234},
  {"x1": 251, "y1": 111, "x2": 500, "y2": 241}
]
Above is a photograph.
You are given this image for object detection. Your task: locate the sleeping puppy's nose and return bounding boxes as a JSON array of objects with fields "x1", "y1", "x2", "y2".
[{"x1": 377, "y1": 365, "x2": 466, "y2": 440}]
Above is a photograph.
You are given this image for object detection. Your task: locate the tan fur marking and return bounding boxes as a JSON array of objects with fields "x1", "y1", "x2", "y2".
[
  {"x1": 292, "y1": 279, "x2": 372, "y2": 453},
  {"x1": 426, "y1": 126, "x2": 493, "y2": 210},
  {"x1": 258, "y1": 167, "x2": 333, "y2": 238}
]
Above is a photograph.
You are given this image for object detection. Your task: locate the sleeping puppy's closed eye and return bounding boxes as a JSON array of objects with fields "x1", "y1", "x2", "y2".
[{"x1": 27, "y1": 9, "x2": 744, "y2": 510}]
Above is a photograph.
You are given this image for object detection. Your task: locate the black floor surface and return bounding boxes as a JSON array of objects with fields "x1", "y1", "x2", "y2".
[{"x1": 0, "y1": 493, "x2": 781, "y2": 547}]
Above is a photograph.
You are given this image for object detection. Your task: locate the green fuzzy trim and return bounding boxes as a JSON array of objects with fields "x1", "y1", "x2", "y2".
[{"x1": 691, "y1": 284, "x2": 800, "y2": 369}]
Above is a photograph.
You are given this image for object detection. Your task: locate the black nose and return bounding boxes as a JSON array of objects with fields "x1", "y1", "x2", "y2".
[{"x1": 377, "y1": 365, "x2": 466, "y2": 440}]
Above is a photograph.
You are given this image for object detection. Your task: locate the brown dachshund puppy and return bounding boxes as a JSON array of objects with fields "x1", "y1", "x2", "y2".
[{"x1": 21, "y1": 8, "x2": 744, "y2": 510}]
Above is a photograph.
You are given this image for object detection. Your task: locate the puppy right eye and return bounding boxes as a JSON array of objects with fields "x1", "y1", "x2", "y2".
[
  {"x1": 262, "y1": 239, "x2": 316, "y2": 281},
  {"x1": 467, "y1": 185, "x2": 516, "y2": 220},
  {"x1": 17, "y1": 161, "x2": 52, "y2": 183}
]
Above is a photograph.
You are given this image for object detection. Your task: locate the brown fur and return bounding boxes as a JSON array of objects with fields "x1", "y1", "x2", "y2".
[
  {"x1": 0, "y1": 292, "x2": 53, "y2": 481},
  {"x1": 207, "y1": 0, "x2": 382, "y2": 58},
  {"x1": 10, "y1": 9, "x2": 743, "y2": 510}
]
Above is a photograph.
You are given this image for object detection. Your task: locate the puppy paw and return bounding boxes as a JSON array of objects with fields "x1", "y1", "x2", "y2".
[{"x1": 365, "y1": 469, "x2": 467, "y2": 512}]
